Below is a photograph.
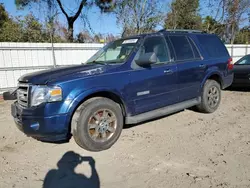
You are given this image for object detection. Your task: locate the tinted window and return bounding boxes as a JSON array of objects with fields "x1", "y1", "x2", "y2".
[
  {"x1": 188, "y1": 37, "x2": 201, "y2": 59},
  {"x1": 197, "y1": 35, "x2": 229, "y2": 58},
  {"x1": 139, "y1": 36, "x2": 170, "y2": 63},
  {"x1": 235, "y1": 55, "x2": 250, "y2": 65},
  {"x1": 169, "y1": 36, "x2": 194, "y2": 60}
]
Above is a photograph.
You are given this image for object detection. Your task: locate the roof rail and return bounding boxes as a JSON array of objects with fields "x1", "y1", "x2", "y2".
[{"x1": 158, "y1": 29, "x2": 205, "y2": 34}]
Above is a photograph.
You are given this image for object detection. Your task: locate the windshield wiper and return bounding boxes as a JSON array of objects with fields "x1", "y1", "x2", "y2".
[{"x1": 85, "y1": 61, "x2": 108, "y2": 65}]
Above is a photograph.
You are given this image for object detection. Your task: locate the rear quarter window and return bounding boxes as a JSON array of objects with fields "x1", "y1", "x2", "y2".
[{"x1": 196, "y1": 35, "x2": 229, "y2": 58}]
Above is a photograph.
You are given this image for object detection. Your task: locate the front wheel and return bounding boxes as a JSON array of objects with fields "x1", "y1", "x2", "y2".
[
  {"x1": 72, "y1": 97, "x2": 124, "y2": 152},
  {"x1": 196, "y1": 80, "x2": 221, "y2": 113}
]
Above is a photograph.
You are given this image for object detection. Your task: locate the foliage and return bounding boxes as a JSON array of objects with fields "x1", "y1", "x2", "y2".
[
  {"x1": 114, "y1": 0, "x2": 163, "y2": 37},
  {"x1": 76, "y1": 30, "x2": 94, "y2": 43},
  {"x1": 14, "y1": 0, "x2": 114, "y2": 42},
  {"x1": 234, "y1": 26, "x2": 250, "y2": 44},
  {"x1": 205, "y1": 0, "x2": 250, "y2": 44},
  {"x1": 202, "y1": 16, "x2": 226, "y2": 36},
  {"x1": 224, "y1": 0, "x2": 250, "y2": 44},
  {"x1": 0, "y1": 4, "x2": 65, "y2": 42},
  {"x1": 164, "y1": 0, "x2": 202, "y2": 30},
  {"x1": 76, "y1": 30, "x2": 117, "y2": 43},
  {"x1": 1, "y1": 1, "x2": 249, "y2": 44}
]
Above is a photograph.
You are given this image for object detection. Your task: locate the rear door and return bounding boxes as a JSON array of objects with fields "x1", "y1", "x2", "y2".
[{"x1": 167, "y1": 35, "x2": 205, "y2": 102}]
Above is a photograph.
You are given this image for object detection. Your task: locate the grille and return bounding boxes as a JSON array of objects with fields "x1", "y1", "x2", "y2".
[{"x1": 17, "y1": 83, "x2": 30, "y2": 107}]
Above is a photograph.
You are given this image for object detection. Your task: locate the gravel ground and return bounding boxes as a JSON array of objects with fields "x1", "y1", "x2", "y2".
[{"x1": 0, "y1": 90, "x2": 250, "y2": 188}]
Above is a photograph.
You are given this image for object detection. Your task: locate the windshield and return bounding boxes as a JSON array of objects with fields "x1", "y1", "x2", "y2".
[
  {"x1": 86, "y1": 38, "x2": 139, "y2": 64},
  {"x1": 235, "y1": 55, "x2": 250, "y2": 65}
]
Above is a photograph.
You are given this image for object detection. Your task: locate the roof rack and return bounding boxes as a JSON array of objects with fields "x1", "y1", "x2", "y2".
[{"x1": 158, "y1": 29, "x2": 205, "y2": 34}]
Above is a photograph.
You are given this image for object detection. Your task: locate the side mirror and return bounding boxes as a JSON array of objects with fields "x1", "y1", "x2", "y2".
[
  {"x1": 135, "y1": 52, "x2": 157, "y2": 67},
  {"x1": 3, "y1": 89, "x2": 17, "y2": 100}
]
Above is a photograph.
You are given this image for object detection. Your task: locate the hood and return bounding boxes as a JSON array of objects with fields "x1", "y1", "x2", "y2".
[{"x1": 18, "y1": 64, "x2": 115, "y2": 84}]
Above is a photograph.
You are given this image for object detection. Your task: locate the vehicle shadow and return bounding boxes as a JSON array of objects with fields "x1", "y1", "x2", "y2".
[
  {"x1": 226, "y1": 86, "x2": 250, "y2": 92},
  {"x1": 43, "y1": 151, "x2": 100, "y2": 188}
]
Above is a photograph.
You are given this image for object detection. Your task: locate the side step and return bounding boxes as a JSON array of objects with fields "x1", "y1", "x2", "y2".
[{"x1": 125, "y1": 98, "x2": 201, "y2": 124}]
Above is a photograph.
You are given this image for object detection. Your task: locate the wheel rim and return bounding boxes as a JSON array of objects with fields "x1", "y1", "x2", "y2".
[
  {"x1": 207, "y1": 86, "x2": 219, "y2": 108},
  {"x1": 88, "y1": 109, "x2": 117, "y2": 142}
]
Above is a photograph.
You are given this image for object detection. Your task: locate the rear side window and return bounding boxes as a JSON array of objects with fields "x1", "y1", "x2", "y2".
[
  {"x1": 197, "y1": 35, "x2": 229, "y2": 58},
  {"x1": 169, "y1": 35, "x2": 194, "y2": 61}
]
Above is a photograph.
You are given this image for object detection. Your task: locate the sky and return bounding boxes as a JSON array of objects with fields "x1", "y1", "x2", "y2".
[
  {"x1": 0, "y1": 0, "x2": 123, "y2": 36},
  {"x1": 0, "y1": 0, "x2": 248, "y2": 37}
]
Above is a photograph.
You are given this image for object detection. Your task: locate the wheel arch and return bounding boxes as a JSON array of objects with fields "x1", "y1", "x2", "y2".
[
  {"x1": 67, "y1": 89, "x2": 127, "y2": 135},
  {"x1": 201, "y1": 71, "x2": 223, "y2": 89}
]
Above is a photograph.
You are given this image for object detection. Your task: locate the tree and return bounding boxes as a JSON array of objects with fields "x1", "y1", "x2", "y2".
[
  {"x1": 105, "y1": 33, "x2": 117, "y2": 42},
  {"x1": 234, "y1": 26, "x2": 250, "y2": 44},
  {"x1": 0, "y1": 4, "x2": 23, "y2": 42},
  {"x1": 224, "y1": 0, "x2": 250, "y2": 44},
  {"x1": 205, "y1": 0, "x2": 250, "y2": 44},
  {"x1": 0, "y1": 3, "x2": 65, "y2": 42},
  {"x1": 202, "y1": 16, "x2": 225, "y2": 36},
  {"x1": 113, "y1": 0, "x2": 163, "y2": 37},
  {"x1": 0, "y1": 3, "x2": 9, "y2": 27},
  {"x1": 76, "y1": 30, "x2": 93, "y2": 43},
  {"x1": 20, "y1": 14, "x2": 46, "y2": 42},
  {"x1": 15, "y1": 0, "x2": 114, "y2": 42},
  {"x1": 164, "y1": 0, "x2": 202, "y2": 30}
]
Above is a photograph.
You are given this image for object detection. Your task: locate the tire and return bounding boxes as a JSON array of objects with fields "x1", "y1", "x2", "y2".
[
  {"x1": 71, "y1": 97, "x2": 123, "y2": 152},
  {"x1": 196, "y1": 79, "x2": 221, "y2": 113}
]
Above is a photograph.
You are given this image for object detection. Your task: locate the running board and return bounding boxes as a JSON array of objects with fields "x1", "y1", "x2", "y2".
[{"x1": 125, "y1": 98, "x2": 201, "y2": 124}]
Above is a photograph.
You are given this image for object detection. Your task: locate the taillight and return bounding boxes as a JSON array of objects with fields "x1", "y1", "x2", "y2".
[{"x1": 227, "y1": 57, "x2": 234, "y2": 70}]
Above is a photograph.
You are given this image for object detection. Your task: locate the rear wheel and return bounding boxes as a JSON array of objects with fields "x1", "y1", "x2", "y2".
[
  {"x1": 196, "y1": 80, "x2": 221, "y2": 113},
  {"x1": 72, "y1": 97, "x2": 123, "y2": 151}
]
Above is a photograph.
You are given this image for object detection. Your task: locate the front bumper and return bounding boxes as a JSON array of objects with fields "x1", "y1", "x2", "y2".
[{"x1": 11, "y1": 102, "x2": 70, "y2": 142}]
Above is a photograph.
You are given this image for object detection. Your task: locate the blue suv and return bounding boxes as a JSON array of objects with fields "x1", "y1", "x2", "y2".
[{"x1": 4, "y1": 30, "x2": 234, "y2": 151}]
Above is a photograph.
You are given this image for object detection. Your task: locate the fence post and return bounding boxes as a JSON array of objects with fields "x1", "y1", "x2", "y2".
[
  {"x1": 231, "y1": 45, "x2": 234, "y2": 59},
  {"x1": 50, "y1": 25, "x2": 57, "y2": 68},
  {"x1": 51, "y1": 41, "x2": 56, "y2": 68}
]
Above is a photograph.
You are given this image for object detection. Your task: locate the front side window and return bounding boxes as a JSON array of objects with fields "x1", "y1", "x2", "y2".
[
  {"x1": 86, "y1": 38, "x2": 139, "y2": 64},
  {"x1": 138, "y1": 36, "x2": 170, "y2": 64},
  {"x1": 169, "y1": 35, "x2": 194, "y2": 61}
]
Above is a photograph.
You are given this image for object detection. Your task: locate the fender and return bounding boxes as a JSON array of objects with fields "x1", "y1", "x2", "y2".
[
  {"x1": 201, "y1": 67, "x2": 223, "y2": 89},
  {"x1": 66, "y1": 87, "x2": 128, "y2": 117}
]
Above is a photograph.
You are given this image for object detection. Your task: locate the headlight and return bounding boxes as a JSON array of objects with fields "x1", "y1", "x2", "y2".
[{"x1": 30, "y1": 85, "x2": 62, "y2": 107}]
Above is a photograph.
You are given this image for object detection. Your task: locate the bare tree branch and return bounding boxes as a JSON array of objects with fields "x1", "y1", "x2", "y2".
[
  {"x1": 72, "y1": 0, "x2": 86, "y2": 22},
  {"x1": 56, "y1": 0, "x2": 69, "y2": 19}
]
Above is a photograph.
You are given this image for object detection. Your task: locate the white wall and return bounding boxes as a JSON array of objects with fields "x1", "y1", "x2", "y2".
[
  {"x1": 0, "y1": 42, "x2": 249, "y2": 92},
  {"x1": 0, "y1": 42, "x2": 103, "y2": 91},
  {"x1": 226, "y1": 45, "x2": 250, "y2": 62}
]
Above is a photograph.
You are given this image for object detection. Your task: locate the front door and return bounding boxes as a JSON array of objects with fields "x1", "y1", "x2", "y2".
[{"x1": 128, "y1": 35, "x2": 178, "y2": 115}]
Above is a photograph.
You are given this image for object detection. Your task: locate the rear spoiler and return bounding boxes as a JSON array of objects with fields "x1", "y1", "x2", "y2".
[{"x1": 3, "y1": 89, "x2": 17, "y2": 100}]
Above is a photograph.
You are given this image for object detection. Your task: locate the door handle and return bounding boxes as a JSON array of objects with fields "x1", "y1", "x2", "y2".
[
  {"x1": 199, "y1": 64, "x2": 206, "y2": 69},
  {"x1": 164, "y1": 69, "x2": 173, "y2": 74}
]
